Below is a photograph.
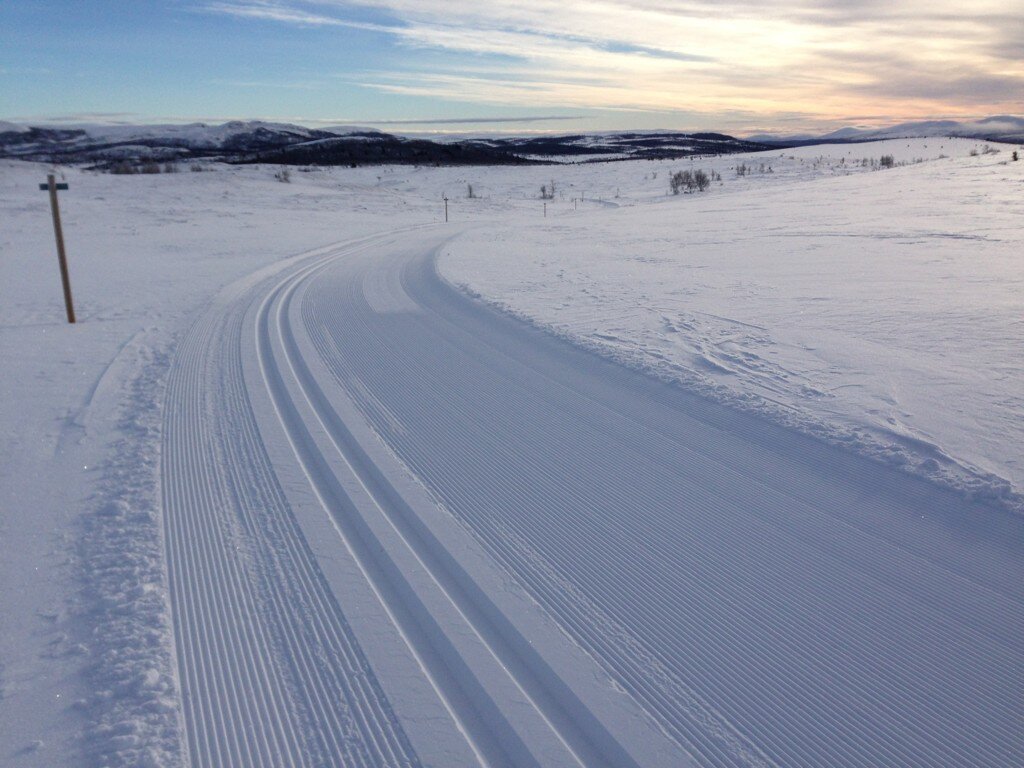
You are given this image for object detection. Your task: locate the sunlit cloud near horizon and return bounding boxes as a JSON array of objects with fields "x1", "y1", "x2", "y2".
[{"x1": 2, "y1": 0, "x2": 1021, "y2": 134}]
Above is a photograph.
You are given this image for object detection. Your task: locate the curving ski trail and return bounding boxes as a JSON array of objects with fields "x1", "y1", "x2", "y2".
[{"x1": 161, "y1": 228, "x2": 1024, "y2": 767}]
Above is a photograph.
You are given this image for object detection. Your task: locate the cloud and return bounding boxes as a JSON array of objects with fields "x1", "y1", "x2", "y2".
[
  {"x1": 360, "y1": 115, "x2": 583, "y2": 124},
  {"x1": 201, "y1": 1, "x2": 392, "y2": 31},
  {"x1": 202, "y1": 0, "x2": 1024, "y2": 128}
]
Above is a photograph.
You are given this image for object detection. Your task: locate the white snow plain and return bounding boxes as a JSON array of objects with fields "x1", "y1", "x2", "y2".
[{"x1": 1, "y1": 136, "x2": 1022, "y2": 766}]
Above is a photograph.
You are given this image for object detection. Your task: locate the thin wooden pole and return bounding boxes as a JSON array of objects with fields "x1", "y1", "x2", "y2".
[{"x1": 46, "y1": 174, "x2": 76, "y2": 324}]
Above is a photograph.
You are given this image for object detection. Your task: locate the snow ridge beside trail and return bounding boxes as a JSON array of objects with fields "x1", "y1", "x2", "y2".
[
  {"x1": 76, "y1": 338, "x2": 184, "y2": 767},
  {"x1": 443, "y1": 283, "x2": 1020, "y2": 513}
]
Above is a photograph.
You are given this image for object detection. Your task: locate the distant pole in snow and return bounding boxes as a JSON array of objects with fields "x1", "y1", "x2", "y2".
[
  {"x1": 39, "y1": 174, "x2": 76, "y2": 324},
  {"x1": 543, "y1": 202, "x2": 546, "y2": 218},
  {"x1": 443, "y1": 195, "x2": 448, "y2": 223}
]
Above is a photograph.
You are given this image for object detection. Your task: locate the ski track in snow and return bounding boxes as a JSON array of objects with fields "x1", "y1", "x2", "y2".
[
  {"x1": 161, "y1": 228, "x2": 1024, "y2": 767},
  {"x1": 162, "y1": 237, "x2": 425, "y2": 768}
]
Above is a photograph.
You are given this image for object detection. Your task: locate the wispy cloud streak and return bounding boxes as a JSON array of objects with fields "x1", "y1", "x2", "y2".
[{"x1": 201, "y1": 0, "x2": 1024, "y2": 127}]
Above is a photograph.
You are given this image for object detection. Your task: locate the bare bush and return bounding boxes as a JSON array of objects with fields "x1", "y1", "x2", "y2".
[
  {"x1": 274, "y1": 168, "x2": 291, "y2": 183},
  {"x1": 669, "y1": 170, "x2": 691, "y2": 195},
  {"x1": 670, "y1": 169, "x2": 712, "y2": 194}
]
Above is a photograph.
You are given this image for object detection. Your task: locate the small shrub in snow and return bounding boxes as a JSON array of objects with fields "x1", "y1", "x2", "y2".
[
  {"x1": 1013, "y1": 150, "x2": 1019, "y2": 162},
  {"x1": 879, "y1": 155, "x2": 895, "y2": 169},
  {"x1": 139, "y1": 162, "x2": 162, "y2": 174},
  {"x1": 274, "y1": 168, "x2": 291, "y2": 183},
  {"x1": 670, "y1": 169, "x2": 712, "y2": 194},
  {"x1": 540, "y1": 180, "x2": 556, "y2": 200},
  {"x1": 669, "y1": 170, "x2": 691, "y2": 195}
]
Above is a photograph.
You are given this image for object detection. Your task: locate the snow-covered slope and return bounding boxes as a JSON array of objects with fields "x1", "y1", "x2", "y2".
[
  {"x1": 854, "y1": 115, "x2": 1024, "y2": 141},
  {"x1": 442, "y1": 137, "x2": 1024, "y2": 509},
  {"x1": 0, "y1": 120, "x2": 30, "y2": 134},
  {"x1": 2, "y1": 137, "x2": 1022, "y2": 766},
  {"x1": 0, "y1": 121, "x2": 371, "y2": 163},
  {"x1": 56, "y1": 120, "x2": 328, "y2": 147},
  {"x1": 751, "y1": 115, "x2": 1024, "y2": 143},
  {"x1": 0, "y1": 121, "x2": 770, "y2": 165},
  {"x1": 470, "y1": 130, "x2": 769, "y2": 161}
]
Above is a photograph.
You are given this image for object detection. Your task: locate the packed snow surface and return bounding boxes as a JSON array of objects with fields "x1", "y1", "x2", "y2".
[
  {"x1": 2, "y1": 136, "x2": 1023, "y2": 767},
  {"x1": 443, "y1": 139, "x2": 1024, "y2": 509}
]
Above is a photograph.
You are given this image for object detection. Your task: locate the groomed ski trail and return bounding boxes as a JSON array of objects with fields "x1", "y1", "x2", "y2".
[
  {"x1": 162, "y1": 228, "x2": 1024, "y2": 768},
  {"x1": 162, "y1": 237, "x2": 427, "y2": 768},
  {"x1": 163, "y1": 230, "x2": 681, "y2": 768}
]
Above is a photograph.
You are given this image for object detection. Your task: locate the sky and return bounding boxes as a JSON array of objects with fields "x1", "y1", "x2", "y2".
[{"x1": 1, "y1": 0, "x2": 1021, "y2": 135}]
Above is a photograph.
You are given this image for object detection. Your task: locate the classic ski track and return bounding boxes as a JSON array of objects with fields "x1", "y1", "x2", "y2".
[
  {"x1": 255, "y1": 242, "x2": 671, "y2": 768},
  {"x1": 294, "y1": 241, "x2": 1024, "y2": 768},
  {"x1": 163, "y1": 234, "x2": 427, "y2": 768},
  {"x1": 162, "y1": 227, "x2": 1024, "y2": 768}
]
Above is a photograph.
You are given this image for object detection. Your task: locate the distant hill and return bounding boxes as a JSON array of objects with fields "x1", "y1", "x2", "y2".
[
  {"x1": 0, "y1": 121, "x2": 358, "y2": 165},
  {"x1": 463, "y1": 131, "x2": 768, "y2": 161},
  {"x1": 0, "y1": 120, "x2": 768, "y2": 167},
  {"x1": 749, "y1": 115, "x2": 1024, "y2": 145}
]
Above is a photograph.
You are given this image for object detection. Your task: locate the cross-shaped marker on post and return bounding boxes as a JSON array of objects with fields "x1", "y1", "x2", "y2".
[{"x1": 39, "y1": 174, "x2": 76, "y2": 324}]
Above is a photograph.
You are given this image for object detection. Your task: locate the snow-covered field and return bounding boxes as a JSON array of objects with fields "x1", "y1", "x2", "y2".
[
  {"x1": 442, "y1": 139, "x2": 1024, "y2": 509},
  {"x1": 1, "y1": 137, "x2": 1022, "y2": 767}
]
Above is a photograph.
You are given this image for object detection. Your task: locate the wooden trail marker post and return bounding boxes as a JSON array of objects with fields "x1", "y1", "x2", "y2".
[
  {"x1": 39, "y1": 174, "x2": 76, "y2": 323},
  {"x1": 443, "y1": 195, "x2": 449, "y2": 223}
]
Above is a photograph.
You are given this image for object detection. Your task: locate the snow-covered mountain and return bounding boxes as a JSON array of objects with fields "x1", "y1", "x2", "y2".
[
  {"x1": 466, "y1": 131, "x2": 768, "y2": 161},
  {"x1": 4, "y1": 115, "x2": 1020, "y2": 166},
  {"x1": 0, "y1": 120, "x2": 768, "y2": 166},
  {"x1": 0, "y1": 120, "x2": 349, "y2": 163},
  {"x1": 749, "y1": 115, "x2": 1024, "y2": 144}
]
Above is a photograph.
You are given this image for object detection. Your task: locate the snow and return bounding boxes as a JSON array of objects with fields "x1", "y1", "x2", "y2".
[
  {"x1": 441, "y1": 138, "x2": 1024, "y2": 510},
  {"x1": 748, "y1": 115, "x2": 1024, "y2": 143},
  {"x1": 36, "y1": 120, "x2": 329, "y2": 148},
  {"x1": 0, "y1": 160, "x2": 441, "y2": 765},
  {"x1": 1, "y1": 136, "x2": 1022, "y2": 766}
]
